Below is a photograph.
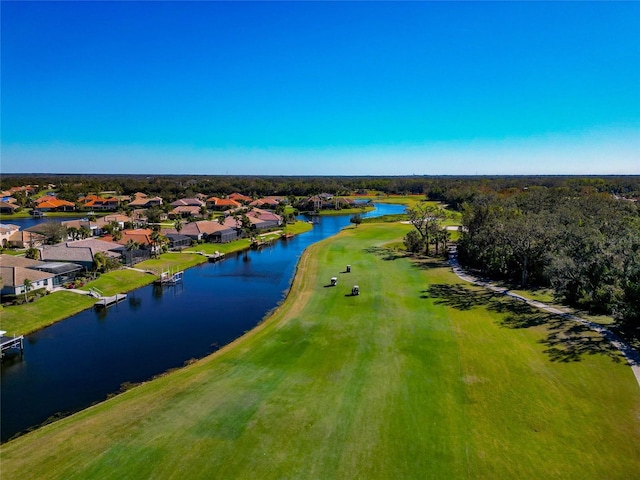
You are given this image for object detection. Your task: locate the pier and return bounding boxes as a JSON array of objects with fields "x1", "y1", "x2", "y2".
[
  {"x1": 154, "y1": 270, "x2": 184, "y2": 285},
  {"x1": 1, "y1": 331, "x2": 24, "y2": 358},
  {"x1": 94, "y1": 293, "x2": 127, "y2": 308}
]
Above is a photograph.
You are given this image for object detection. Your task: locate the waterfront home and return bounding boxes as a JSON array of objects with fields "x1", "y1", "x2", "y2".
[
  {"x1": 249, "y1": 197, "x2": 281, "y2": 209},
  {"x1": 0, "y1": 265, "x2": 55, "y2": 297},
  {"x1": 165, "y1": 233, "x2": 192, "y2": 250},
  {"x1": 34, "y1": 197, "x2": 76, "y2": 212},
  {"x1": 0, "y1": 201, "x2": 19, "y2": 214},
  {"x1": 165, "y1": 220, "x2": 238, "y2": 243},
  {"x1": 78, "y1": 194, "x2": 120, "y2": 211},
  {"x1": 0, "y1": 254, "x2": 83, "y2": 292},
  {"x1": 246, "y1": 208, "x2": 283, "y2": 229},
  {"x1": 39, "y1": 238, "x2": 125, "y2": 269}
]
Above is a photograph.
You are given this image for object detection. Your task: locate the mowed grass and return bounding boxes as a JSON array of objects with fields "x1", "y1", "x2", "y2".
[
  {"x1": 1, "y1": 223, "x2": 639, "y2": 479},
  {"x1": 0, "y1": 291, "x2": 95, "y2": 336},
  {"x1": 135, "y1": 252, "x2": 207, "y2": 273}
]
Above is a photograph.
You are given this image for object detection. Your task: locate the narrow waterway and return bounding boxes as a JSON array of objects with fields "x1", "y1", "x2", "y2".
[{"x1": 1, "y1": 204, "x2": 404, "y2": 442}]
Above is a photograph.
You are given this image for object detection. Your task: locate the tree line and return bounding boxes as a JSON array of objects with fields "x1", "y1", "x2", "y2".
[
  {"x1": 456, "y1": 187, "x2": 640, "y2": 336},
  {"x1": 2, "y1": 174, "x2": 639, "y2": 205}
]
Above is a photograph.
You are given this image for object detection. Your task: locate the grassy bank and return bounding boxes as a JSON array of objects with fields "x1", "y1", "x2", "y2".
[{"x1": 2, "y1": 222, "x2": 638, "y2": 479}]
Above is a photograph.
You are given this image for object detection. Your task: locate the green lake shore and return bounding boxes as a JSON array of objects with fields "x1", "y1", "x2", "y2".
[{"x1": 2, "y1": 222, "x2": 638, "y2": 479}]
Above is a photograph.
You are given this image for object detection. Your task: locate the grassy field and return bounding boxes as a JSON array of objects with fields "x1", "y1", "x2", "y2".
[
  {"x1": 79, "y1": 269, "x2": 156, "y2": 296},
  {"x1": 1, "y1": 223, "x2": 638, "y2": 479},
  {"x1": 0, "y1": 292, "x2": 96, "y2": 336}
]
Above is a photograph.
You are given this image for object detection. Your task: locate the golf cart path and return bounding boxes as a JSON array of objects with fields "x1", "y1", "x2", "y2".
[{"x1": 448, "y1": 250, "x2": 640, "y2": 388}]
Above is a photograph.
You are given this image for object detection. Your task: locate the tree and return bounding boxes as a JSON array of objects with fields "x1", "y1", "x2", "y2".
[
  {"x1": 350, "y1": 213, "x2": 362, "y2": 228},
  {"x1": 174, "y1": 218, "x2": 183, "y2": 233},
  {"x1": 39, "y1": 221, "x2": 68, "y2": 245},
  {"x1": 23, "y1": 278, "x2": 33, "y2": 302},
  {"x1": 406, "y1": 204, "x2": 447, "y2": 255},
  {"x1": 25, "y1": 247, "x2": 40, "y2": 260},
  {"x1": 79, "y1": 226, "x2": 91, "y2": 239},
  {"x1": 67, "y1": 226, "x2": 79, "y2": 241},
  {"x1": 403, "y1": 230, "x2": 424, "y2": 253}
]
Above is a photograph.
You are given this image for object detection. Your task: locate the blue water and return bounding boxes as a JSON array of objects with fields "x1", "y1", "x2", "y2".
[
  {"x1": 0, "y1": 204, "x2": 405, "y2": 442},
  {"x1": 0, "y1": 216, "x2": 85, "y2": 230}
]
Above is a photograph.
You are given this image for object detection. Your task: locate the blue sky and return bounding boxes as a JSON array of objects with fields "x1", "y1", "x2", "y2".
[{"x1": 2, "y1": 1, "x2": 639, "y2": 175}]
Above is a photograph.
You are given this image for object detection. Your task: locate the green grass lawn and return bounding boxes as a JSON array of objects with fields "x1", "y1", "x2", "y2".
[
  {"x1": 135, "y1": 252, "x2": 207, "y2": 273},
  {"x1": 0, "y1": 292, "x2": 96, "y2": 336},
  {"x1": 1, "y1": 223, "x2": 638, "y2": 479},
  {"x1": 79, "y1": 269, "x2": 155, "y2": 296}
]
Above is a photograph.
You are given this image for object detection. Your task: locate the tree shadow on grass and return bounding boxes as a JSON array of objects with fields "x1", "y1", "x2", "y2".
[
  {"x1": 423, "y1": 283, "x2": 626, "y2": 365},
  {"x1": 362, "y1": 246, "x2": 408, "y2": 261}
]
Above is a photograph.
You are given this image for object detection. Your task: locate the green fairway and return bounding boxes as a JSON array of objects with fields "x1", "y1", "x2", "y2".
[{"x1": 1, "y1": 223, "x2": 638, "y2": 479}]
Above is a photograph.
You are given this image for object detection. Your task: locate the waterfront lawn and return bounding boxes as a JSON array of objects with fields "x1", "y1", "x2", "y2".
[
  {"x1": 80, "y1": 269, "x2": 155, "y2": 297},
  {"x1": 0, "y1": 292, "x2": 95, "y2": 336},
  {"x1": 136, "y1": 253, "x2": 207, "y2": 274},
  {"x1": 1, "y1": 223, "x2": 639, "y2": 479}
]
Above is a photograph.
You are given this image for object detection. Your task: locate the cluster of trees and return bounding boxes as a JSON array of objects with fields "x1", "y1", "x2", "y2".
[
  {"x1": 403, "y1": 204, "x2": 450, "y2": 256},
  {"x1": 457, "y1": 188, "x2": 640, "y2": 335},
  {"x1": 3, "y1": 174, "x2": 639, "y2": 206}
]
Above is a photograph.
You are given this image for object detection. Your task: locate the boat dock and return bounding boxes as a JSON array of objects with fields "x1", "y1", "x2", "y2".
[
  {"x1": 94, "y1": 293, "x2": 127, "y2": 308},
  {"x1": 154, "y1": 270, "x2": 184, "y2": 285},
  {"x1": 1, "y1": 331, "x2": 24, "y2": 358}
]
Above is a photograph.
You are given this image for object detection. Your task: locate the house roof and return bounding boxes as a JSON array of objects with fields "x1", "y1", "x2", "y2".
[
  {"x1": 0, "y1": 265, "x2": 55, "y2": 288},
  {"x1": 0, "y1": 254, "x2": 44, "y2": 268},
  {"x1": 115, "y1": 229, "x2": 154, "y2": 246},
  {"x1": 128, "y1": 196, "x2": 162, "y2": 207},
  {"x1": 228, "y1": 193, "x2": 253, "y2": 202},
  {"x1": 170, "y1": 205, "x2": 201, "y2": 215},
  {"x1": 171, "y1": 198, "x2": 204, "y2": 207},
  {"x1": 0, "y1": 224, "x2": 20, "y2": 234},
  {"x1": 36, "y1": 198, "x2": 76, "y2": 209},
  {"x1": 247, "y1": 208, "x2": 283, "y2": 223},
  {"x1": 177, "y1": 220, "x2": 234, "y2": 237},
  {"x1": 8, "y1": 230, "x2": 47, "y2": 244},
  {"x1": 207, "y1": 197, "x2": 241, "y2": 208},
  {"x1": 0, "y1": 201, "x2": 19, "y2": 211}
]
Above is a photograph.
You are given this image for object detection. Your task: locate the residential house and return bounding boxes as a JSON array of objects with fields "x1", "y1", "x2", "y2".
[
  {"x1": 0, "y1": 224, "x2": 20, "y2": 247},
  {"x1": 171, "y1": 198, "x2": 205, "y2": 208},
  {"x1": 0, "y1": 201, "x2": 19, "y2": 214},
  {"x1": 228, "y1": 193, "x2": 253, "y2": 204},
  {"x1": 7, "y1": 230, "x2": 47, "y2": 249},
  {"x1": 0, "y1": 254, "x2": 82, "y2": 289},
  {"x1": 39, "y1": 238, "x2": 125, "y2": 269},
  {"x1": 206, "y1": 197, "x2": 241, "y2": 211},
  {"x1": 34, "y1": 197, "x2": 76, "y2": 212},
  {"x1": 0, "y1": 265, "x2": 55, "y2": 297},
  {"x1": 127, "y1": 193, "x2": 163, "y2": 209},
  {"x1": 164, "y1": 233, "x2": 192, "y2": 250},
  {"x1": 78, "y1": 194, "x2": 119, "y2": 211},
  {"x1": 249, "y1": 198, "x2": 280, "y2": 209},
  {"x1": 246, "y1": 208, "x2": 283, "y2": 230},
  {"x1": 169, "y1": 205, "x2": 203, "y2": 219},
  {"x1": 166, "y1": 220, "x2": 237, "y2": 243}
]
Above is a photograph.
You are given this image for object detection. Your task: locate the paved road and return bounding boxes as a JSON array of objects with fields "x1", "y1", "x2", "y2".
[{"x1": 448, "y1": 249, "x2": 640, "y2": 388}]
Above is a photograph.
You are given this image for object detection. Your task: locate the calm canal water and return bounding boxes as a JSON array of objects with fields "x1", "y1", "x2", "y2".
[{"x1": 1, "y1": 204, "x2": 404, "y2": 442}]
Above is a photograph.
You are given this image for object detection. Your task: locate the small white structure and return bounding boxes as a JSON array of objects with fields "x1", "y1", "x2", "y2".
[
  {"x1": 330, "y1": 277, "x2": 338, "y2": 286},
  {"x1": 352, "y1": 285, "x2": 359, "y2": 296}
]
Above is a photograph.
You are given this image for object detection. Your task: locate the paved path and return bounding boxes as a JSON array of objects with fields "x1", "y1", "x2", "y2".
[{"x1": 448, "y1": 250, "x2": 640, "y2": 388}]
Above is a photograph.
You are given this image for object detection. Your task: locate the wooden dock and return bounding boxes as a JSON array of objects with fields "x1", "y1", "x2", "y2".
[
  {"x1": 94, "y1": 293, "x2": 127, "y2": 308},
  {"x1": 1, "y1": 331, "x2": 24, "y2": 358}
]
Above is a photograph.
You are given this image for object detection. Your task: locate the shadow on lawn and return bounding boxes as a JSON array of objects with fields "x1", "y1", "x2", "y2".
[
  {"x1": 423, "y1": 283, "x2": 625, "y2": 365},
  {"x1": 362, "y1": 246, "x2": 408, "y2": 261}
]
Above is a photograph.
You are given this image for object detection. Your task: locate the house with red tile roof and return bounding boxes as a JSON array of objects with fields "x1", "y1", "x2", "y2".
[
  {"x1": 249, "y1": 197, "x2": 281, "y2": 209},
  {"x1": 206, "y1": 197, "x2": 241, "y2": 210},
  {"x1": 78, "y1": 194, "x2": 119, "y2": 211},
  {"x1": 127, "y1": 193, "x2": 163, "y2": 208},
  {"x1": 34, "y1": 198, "x2": 76, "y2": 212},
  {"x1": 228, "y1": 193, "x2": 253, "y2": 204}
]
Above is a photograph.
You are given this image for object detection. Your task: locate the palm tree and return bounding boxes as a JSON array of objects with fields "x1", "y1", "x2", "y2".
[
  {"x1": 174, "y1": 218, "x2": 183, "y2": 233},
  {"x1": 79, "y1": 226, "x2": 91, "y2": 239},
  {"x1": 23, "y1": 278, "x2": 33, "y2": 302}
]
